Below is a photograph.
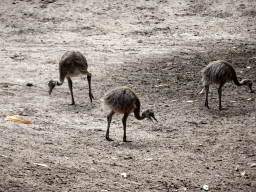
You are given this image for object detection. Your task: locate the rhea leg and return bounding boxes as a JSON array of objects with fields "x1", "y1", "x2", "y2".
[
  {"x1": 87, "y1": 75, "x2": 94, "y2": 102},
  {"x1": 122, "y1": 113, "x2": 131, "y2": 142},
  {"x1": 205, "y1": 85, "x2": 210, "y2": 109},
  {"x1": 66, "y1": 77, "x2": 75, "y2": 105},
  {"x1": 218, "y1": 84, "x2": 224, "y2": 110},
  {"x1": 106, "y1": 111, "x2": 115, "y2": 141}
]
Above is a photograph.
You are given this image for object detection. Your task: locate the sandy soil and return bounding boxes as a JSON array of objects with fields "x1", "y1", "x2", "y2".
[{"x1": 0, "y1": 0, "x2": 256, "y2": 191}]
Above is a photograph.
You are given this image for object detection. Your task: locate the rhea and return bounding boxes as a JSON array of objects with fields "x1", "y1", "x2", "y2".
[
  {"x1": 201, "y1": 60, "x2": 254, "y2": 110},
  {"x1": 48, "y1": 51, "x2": 94, "y2": 105},
  {"x1": 103, "y1": 86, "x2": 157, "y2": 142}
]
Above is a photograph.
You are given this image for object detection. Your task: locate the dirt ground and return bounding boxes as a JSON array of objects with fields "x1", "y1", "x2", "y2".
[{"x1": 0, "y1": 0, "x2": 256, "y2": 191}]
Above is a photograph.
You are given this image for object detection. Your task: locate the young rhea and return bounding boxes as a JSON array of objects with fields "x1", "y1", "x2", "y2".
[
  {"x1": 103, "y1": 86, "x2": 157, "y2": 142},
  {"x1": 48, "y1": 51, "x2": 94, "y2": 105},
  {"x1": 201, "y1": 60, "x2": 254, "y2": 110}
]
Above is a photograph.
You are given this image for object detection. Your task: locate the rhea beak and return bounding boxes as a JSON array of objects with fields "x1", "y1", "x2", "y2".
[
  {"x1": 150, "y1": 115, "x2": 158, "y2": 122},
  {"x1": 48, "y1": 84, "x2": 55, "y2": 95},
  {"x1": 49, "y1": 87, "x2": 53, "y2": 95},
  {"x1": 152, "y1": 116, "x2": 158, "y2": 122},
  {"x1": 48, "y1": 81, "x2": 56, "y2": 95}
]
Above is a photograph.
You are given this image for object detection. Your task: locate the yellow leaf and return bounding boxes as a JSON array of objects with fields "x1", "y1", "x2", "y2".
[
  {"x1": 73, "y1": 140, "x2": 83, "y2": 144},
  {"x1": 5, "y1": 114, "x2": 32, "y2": 124},
  {"x1": 152, "y1": 84, "x2": 169, "y2": 88},
  {"x1": 198, "y1": 87, "x2": 205, "y2": 94}
]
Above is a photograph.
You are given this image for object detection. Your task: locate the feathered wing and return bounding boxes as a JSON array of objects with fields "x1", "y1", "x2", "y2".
[
  {"x1": 104, "y1": 87, "x2": 138, "y2": 114},
  {"x1": 201, "y1": 61, "x2": 233, "y2": 86}
]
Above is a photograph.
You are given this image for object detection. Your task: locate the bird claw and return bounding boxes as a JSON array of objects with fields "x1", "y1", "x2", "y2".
[
  {"x1": 89, "y1": 93, "x2": 94, "y2": 102},
  {"x1": 219, "y1": 107, "x2": 228, "y2": 111},
  {"x1": 106, "y1": 137, "x2": 114, "y2": 141}
]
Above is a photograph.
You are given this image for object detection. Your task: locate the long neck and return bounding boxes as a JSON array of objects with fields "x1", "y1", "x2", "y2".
[
  {"x1": 134, "y1": 98, "x2": 146, "y2": 120},
  {"x1": 230, "y1": 67, "x2": 243, "y2": 86},
  {"x1": 134, "y1": 106, "x2": 147, "y2": 120},
  {"x1": 56, "y1": 77, "x2": 65, "y2": 86},
  {"x1": 56, "y1": 81, "x2": 64, "y2": 86}
]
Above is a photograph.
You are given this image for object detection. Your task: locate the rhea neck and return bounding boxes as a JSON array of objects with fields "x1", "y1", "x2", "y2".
[
  {"x1": 134, "y1": 106, "x2": 147, "y2": 120},
  {"x1": 235, "y1": 79, "x2": 248, "y2": 86}
]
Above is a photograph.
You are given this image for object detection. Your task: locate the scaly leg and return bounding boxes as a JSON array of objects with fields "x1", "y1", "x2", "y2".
[
  {"x1": 218, "y1": 84, "x2": 224, "y2": 110},
  {"x1": 106, "y1": 111, "x2": 115, "y2": 141},
  {"x1": 67, "y1": 77, "x2": 75, "y2": 105},
  {"x1": 87, "y1": 75, "x2": 94, "y2": 102},
  {"x1": 122, "y1": 113, "x2": 131, "y2": 142},
  {"x1": 205, "y1": 85, "x2": 210, "y2": 109}
]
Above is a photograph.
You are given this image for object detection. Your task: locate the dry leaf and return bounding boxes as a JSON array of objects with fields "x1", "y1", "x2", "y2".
[
  {"x1": 5, "y1": 114, "x2": 32, "y2": 124},
  {"x1": 33, "y1": 163, "x2": 48, "y2": 167},
  {"x1": 152, "y1": 84, "x2": 169, "y2": 88},
  {"x1": 227, "y1": 105, "x2": 238, "y2": 108},
  {"x1": 198, "y1": 87, "x2": 205, "y2": 95},
  {"x1": 73, "y1": 140, "x2": 83, "y2": 144}
]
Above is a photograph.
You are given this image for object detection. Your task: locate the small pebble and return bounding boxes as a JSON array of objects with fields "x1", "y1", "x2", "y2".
[{"x1": 26, "y1": 83, "x2": 33, "y2": 86}]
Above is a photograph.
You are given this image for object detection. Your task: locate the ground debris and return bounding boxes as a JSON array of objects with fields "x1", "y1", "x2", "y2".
[{"x1": 5, "y1": 114, "x2": 32, "y2": 124}]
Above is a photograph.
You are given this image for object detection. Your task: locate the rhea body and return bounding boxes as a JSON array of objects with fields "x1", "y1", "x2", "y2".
[
  {"x1": 104, "y1": 86, "x2": 157, "y2": 142},
  {"x1": 48, "y1": 51, "x2": 94, "y2": 105},
  {"x1": 201, "y1": 60, "x2": 253, "y2": 110}
]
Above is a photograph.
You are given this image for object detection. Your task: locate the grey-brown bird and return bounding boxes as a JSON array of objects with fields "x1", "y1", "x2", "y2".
[
  {"x1": 48, "y1": 51, "x2": 94, "y2": 105},
  {"x1": 103, "y1": 86, "x2": 157, "y2": 142},
  {"x1": 201, "y1": 60, "x2": 253, "y2": 110}
]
